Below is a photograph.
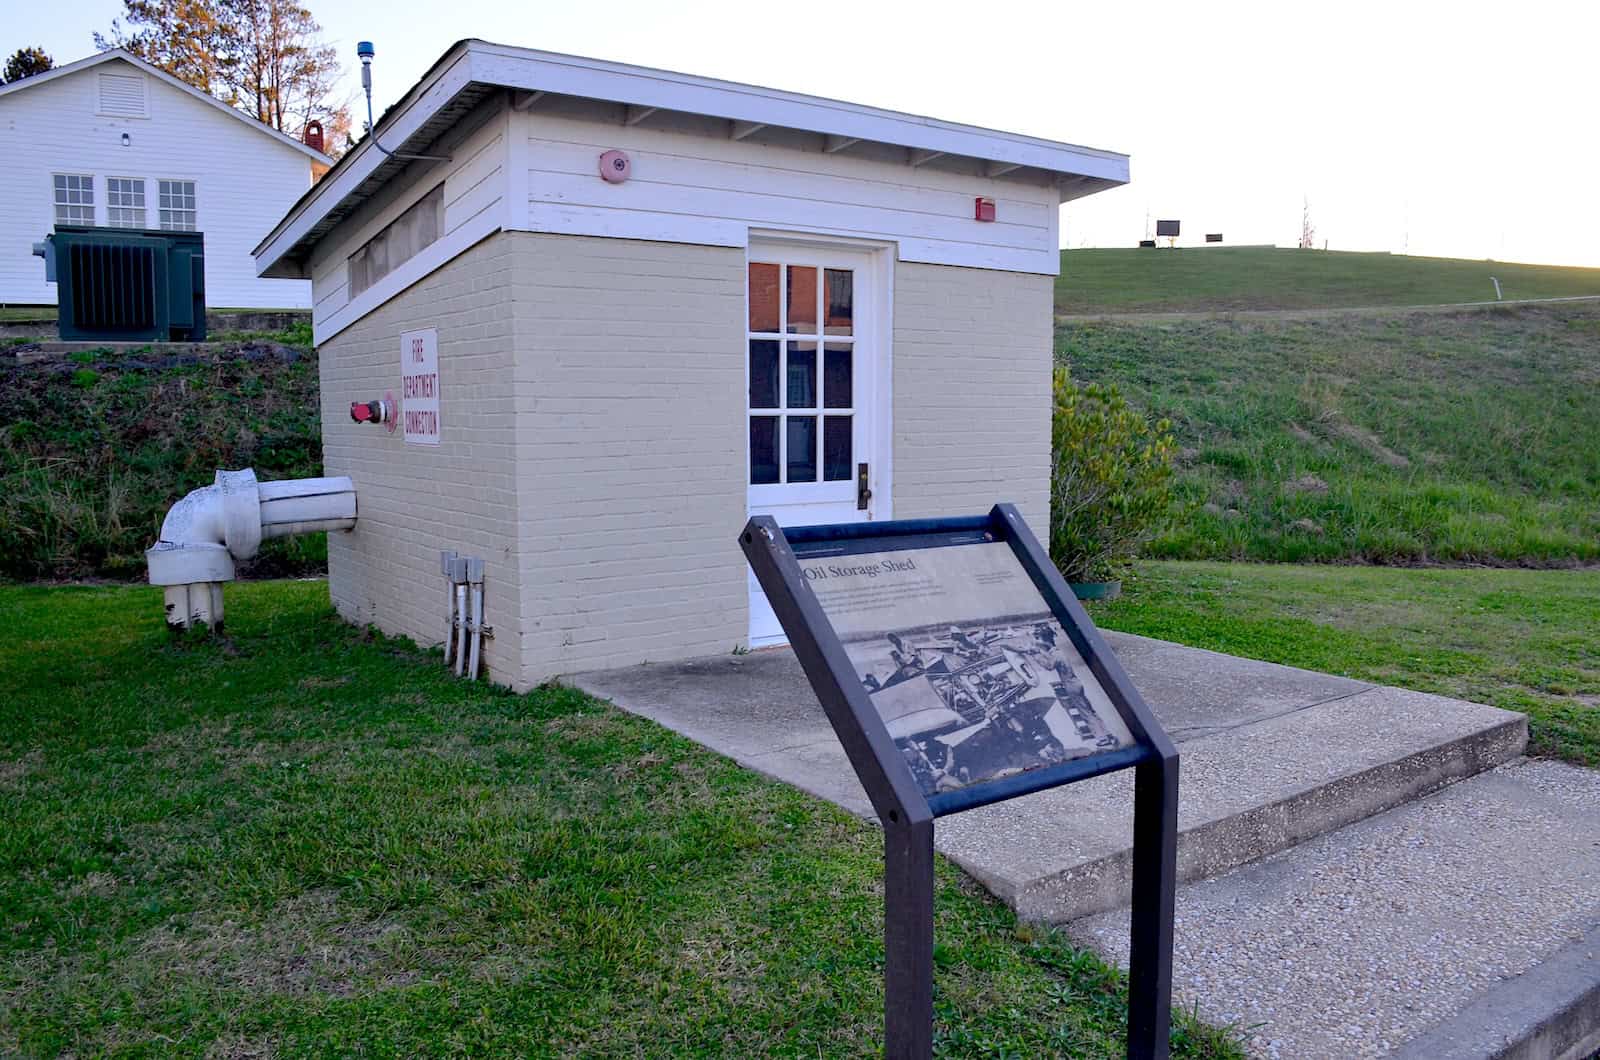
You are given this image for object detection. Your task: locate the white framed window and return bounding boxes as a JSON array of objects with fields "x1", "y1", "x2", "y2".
[
  {"x1": 106, "y1": 177, "x2": 147, "y2": 228},
  {"x1": 158, "y1": 179, "x2": 197, "y2": 231},
  {"x1": 747, "y1": 260, "x2": 858, "y2": 488},
  {"x1": 348, "y1": 183, "x2": 444, "y2": 298},
  {"x1": 53, "y1": 173, "x2": 95, "y2": 224}
]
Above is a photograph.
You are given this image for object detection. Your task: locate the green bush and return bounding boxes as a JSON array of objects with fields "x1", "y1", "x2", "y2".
[{"x1": 1049, "y1": 366, "x2": 1176, "y2": 582}]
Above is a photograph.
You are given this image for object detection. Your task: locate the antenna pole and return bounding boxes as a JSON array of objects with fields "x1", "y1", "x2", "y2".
[{"x1": 355, "y1": 41, "x2": 451, "y2": 163}]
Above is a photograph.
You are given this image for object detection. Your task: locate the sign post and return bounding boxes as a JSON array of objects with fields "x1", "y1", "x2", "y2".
[{"x1": 739, "y1": 504, "x2": 1177, "y2": 1060}]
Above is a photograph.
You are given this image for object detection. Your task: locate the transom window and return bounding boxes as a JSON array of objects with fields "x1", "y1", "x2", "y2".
[
  {"x1": 53, "y1": 174, "x2": 94, "y2": 224},
  {"x1": 348, "y1": 184, "x2": 444, "y2": 298},
  {"x1": 158, "y1": 180, "x2": 197, "y2": 231},
  {"x1": 748, "y1": 262, "x2": 855, "y2": 485},
  {"x1": 107, "y1": 177, "x2": 147, "y2": 228}
]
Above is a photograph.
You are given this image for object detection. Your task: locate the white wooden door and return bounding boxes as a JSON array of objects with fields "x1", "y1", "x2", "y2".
[{"x1": 746, "y1": 241, "x2": 888, "y2": 646}]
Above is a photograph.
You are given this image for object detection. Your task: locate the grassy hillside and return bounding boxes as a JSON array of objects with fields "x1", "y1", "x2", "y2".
[
  {"x1": 1058, "y1": 302, "x2": 1600, "y2": 566},
  {"x1": 1056, "y1": 247, "x2": 1600, "y2": 315},
  {"x1": 0, "y1": 338, "x2": 323, "y2": 580}
]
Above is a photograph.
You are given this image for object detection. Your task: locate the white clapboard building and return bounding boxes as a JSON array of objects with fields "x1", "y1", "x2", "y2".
[
  {"x1": 253, "y1": 39, "x2": 1129, "y2": 688},
  {"x1": 0, "y1": 49, "x2": 331, "y2": 308}
]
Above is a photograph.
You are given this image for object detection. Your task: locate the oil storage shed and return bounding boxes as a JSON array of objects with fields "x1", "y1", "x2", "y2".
[{"x1": 252, "y1": 39, "x2": 1129, "y2": 689}]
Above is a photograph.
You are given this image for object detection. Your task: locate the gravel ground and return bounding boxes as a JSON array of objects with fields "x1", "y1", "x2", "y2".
[{"x1": 1070, "y1": 758, "x2": 1600, "y2": 1058}]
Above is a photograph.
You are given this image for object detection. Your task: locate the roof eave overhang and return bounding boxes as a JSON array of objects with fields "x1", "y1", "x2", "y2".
[{"x1": 254, "y1": 40, "x2": 1130, "y2": 279}]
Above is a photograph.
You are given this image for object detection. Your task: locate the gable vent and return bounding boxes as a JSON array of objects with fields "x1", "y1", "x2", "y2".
[{"x1": 98, "y1": 72, "x2": 148, "y2": 118}]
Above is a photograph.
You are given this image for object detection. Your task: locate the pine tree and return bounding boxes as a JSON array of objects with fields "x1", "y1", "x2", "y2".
[
  {"x1": 3, "y1": 46, "x2": 54, "y2": 83},
  {"x1": 95, "y1": 0, "x2": 228, "y2": 95}
]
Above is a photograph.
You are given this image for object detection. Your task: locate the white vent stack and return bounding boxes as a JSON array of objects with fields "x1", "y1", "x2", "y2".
[{"x1": 146, "y1": 468, "x2": 356, "y2": 630}]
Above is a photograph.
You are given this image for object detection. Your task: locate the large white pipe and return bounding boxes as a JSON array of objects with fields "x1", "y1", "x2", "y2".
[{"x1": 146, "y1": 468, "x2": 355, "y2": 629}]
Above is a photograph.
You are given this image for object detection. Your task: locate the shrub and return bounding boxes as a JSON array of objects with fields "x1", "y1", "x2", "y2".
[{"x1": 1049, "y1": 366, "x2": 1176, "y2": 582}]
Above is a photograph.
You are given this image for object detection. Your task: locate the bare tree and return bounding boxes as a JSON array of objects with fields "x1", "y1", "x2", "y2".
[
  {"x1": 1299, "y1": 196, "x2": 1317, "y2": 250},
  {"x1": 97, "y1": 0, "x2": 350, "y2": 157},
  {"x1": 3, "y1": 46, "x2": 54, "y2": 83},
  {"x1": 95, "y1": 0, "x2": 228, "y2": 95},
  {"x1": 219, "y1": 0, "x2": 347, "y2": 146}
]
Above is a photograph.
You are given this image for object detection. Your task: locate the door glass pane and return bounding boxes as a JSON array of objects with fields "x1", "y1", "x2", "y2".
[
  {"x1": 824, "y1": 269, "x2": 853, "y2": 335},
  {"x1": 750, "y1": 416, "x2": 779, "y2": 484},
  {"x1": 786, "y1": 266, "x2": 817, "y2": 333},
  {"x1": 786, "y1": 416, "x2": 817, "y2": 482},
  {"x1": 824, "y1": 415, "x2": 852, "y2": 481},
  {"x1": 749, "y1": 340, "x2": 779, "y2": 408},
  {"x1": 749, "y1": 263, "x2": 779, "y2": 332},
  {"x1": 786, "y1": 342, "x2": 816, "y2": 408},
  {"x1": 823, "y1": 344, "x2": 852, "y2": 409}
]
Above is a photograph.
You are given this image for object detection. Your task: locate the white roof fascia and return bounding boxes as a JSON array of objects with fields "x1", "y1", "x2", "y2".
[
  {"x1": 0, "y1": 49, "x2": 334, "y2": 167},
  {"x1": 255, "y1": 39, "x2": 1130, "y2": 276},
  {"x1": 253, "y1": 48, "x2": 475, "y2": 274},
  {"x1": 466, "y1": 43, "x2": 1129, "y2": 181}
]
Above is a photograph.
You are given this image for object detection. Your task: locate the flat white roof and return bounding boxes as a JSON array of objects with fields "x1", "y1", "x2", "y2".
[{"x1": 255, "y1": 39, "x2": 1129, "y2": 275}]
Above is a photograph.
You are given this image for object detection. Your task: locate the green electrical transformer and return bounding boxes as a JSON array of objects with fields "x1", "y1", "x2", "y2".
[{"x1": 35, "y1": 226, "x2": 206, "y2": 342}]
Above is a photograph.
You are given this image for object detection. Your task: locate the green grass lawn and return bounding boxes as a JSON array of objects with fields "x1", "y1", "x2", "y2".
[
  {"x1": 1059, "y1": 302, "x2": 1600, "y2": 566},
  {"x1": 1055, "y1": 247, "x2": 1600, "y2": 315},
  {"x1": 0, "y1": 580, "x2": 1240, "y2": 1058},
  {"x1": 1093, "y1": 562, "x2": 1600, "y2": 767}
]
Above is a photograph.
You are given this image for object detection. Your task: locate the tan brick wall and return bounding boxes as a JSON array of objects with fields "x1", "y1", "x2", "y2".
[
  {"x1": 318, "y1": 233, "x2": 525, "y2": 684},
  {"x1": 891, "y1": 261, "x2": 1053, "y2": 536},
  {"x1": 506, "y1": 232, "x2": 748, "y2": 684},
  {"x1": 320, "y1": 237, "x2": 1053, "y2": 689}
]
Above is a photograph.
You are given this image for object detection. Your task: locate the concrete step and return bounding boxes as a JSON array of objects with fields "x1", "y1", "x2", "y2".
[
  {"x1": 573, "y1": 634, "x2": 1527, "y2": 922},
  {"x1": 935, "y1": 633, "x2": 1527, "y2": 922},
  {"x1": 1068, "y1": 758, "x2": 1600, "y2": 1059}
]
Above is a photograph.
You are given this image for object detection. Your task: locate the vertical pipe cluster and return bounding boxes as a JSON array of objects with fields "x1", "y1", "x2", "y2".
[{"x1": 440, "y1": 551, "x2": 487, "y2": 680}]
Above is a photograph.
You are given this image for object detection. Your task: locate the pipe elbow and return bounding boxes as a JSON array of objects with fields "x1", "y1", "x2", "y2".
[{"x1": 146, "y1": 469, "x2": 357, "y2": 587}]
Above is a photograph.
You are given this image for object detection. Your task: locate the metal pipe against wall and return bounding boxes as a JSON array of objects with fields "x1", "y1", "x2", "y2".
[
  {"x1": 440, "y1": 550, "x2": 459, "y2": 667},
  {"x1": 452, "y1": 557, "x2": 469, "y2": 678},
  {"x1": 465, "y1": 557, "x2": 485, "y2": 681}
]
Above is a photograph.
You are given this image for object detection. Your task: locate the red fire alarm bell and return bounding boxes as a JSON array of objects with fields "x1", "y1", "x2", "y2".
[
  {"x1": 599, "y1": 149, "x2": 631, "y2": 183},
  {"x1": 974, "y1": 197, "x2": 996, "y2": 223}
]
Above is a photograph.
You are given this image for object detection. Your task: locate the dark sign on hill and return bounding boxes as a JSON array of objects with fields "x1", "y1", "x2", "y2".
[{"x1": 1155, "y1": 219, "x2": 1180, "y2": 237}]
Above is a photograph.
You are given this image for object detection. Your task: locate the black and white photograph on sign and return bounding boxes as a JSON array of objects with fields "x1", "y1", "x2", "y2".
[{"x1": 798, "y1": 542, "x2": 1135, "y2": 798}]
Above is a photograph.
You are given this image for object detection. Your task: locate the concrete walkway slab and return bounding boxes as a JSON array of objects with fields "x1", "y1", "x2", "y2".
[
  {"x1": 571, "y1": 632, "x2": 1526, "y2": 920},
  {"x1": 1068, "y1": 759, "x2": 1600, "y2": 1059}
]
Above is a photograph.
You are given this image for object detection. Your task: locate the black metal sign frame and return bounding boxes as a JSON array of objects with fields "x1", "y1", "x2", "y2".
[{"x1": 739, "y1": 503, "x2": 1178, "y2": 1060}]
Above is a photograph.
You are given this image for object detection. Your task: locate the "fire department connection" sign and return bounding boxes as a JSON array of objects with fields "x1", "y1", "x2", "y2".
[{"x1": 400, "y1": 328, "x2": 440, "y2": 445}]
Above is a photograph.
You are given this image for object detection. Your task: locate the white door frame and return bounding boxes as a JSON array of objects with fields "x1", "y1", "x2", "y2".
[
  {"x1": 745, "y1": 230, "x2": 895, "y2": 523},
  {"x1": 744, "y1": 231, "x2": 895, "y2": 646}
]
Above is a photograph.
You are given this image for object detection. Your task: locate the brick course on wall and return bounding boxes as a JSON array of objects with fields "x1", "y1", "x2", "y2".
[
  {"x1": 508, "y1": 232, "x2": 748, "y2": 685},
  {"x1": 892, "y1": 260, "x2": 1053, "y2": 535},
  {"x1": 318, "y1": 233, "x2": 525, "y2": 684}
]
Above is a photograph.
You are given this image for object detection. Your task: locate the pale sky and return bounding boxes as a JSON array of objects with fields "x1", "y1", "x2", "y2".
[{"x1": 13, "y1": 0, "x2": 1599, "y2": 266}]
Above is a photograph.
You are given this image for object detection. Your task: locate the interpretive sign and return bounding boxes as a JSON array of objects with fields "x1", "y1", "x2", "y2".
[
  {"x1": 741, "y1": 505, "x2": 1178, "y2": 1060},
  {"x1": 801, "y1": 541, "x2": 1135, "y2": 800},
  {"x1": 400, "y1": 327, "x2": 440, "y2": 445}
]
